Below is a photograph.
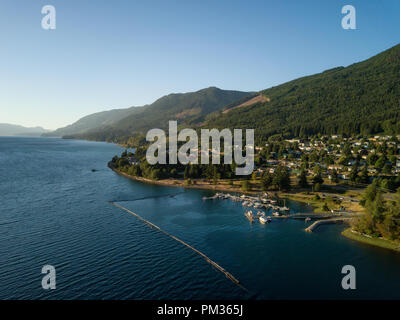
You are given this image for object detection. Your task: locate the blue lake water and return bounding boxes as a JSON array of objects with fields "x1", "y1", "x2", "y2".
[{"x1": 1, "y1": 137, "x2": 400, "y2": 299}]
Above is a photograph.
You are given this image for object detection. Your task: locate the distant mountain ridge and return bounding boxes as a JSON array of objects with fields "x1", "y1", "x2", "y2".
[
  {"x1": 43, "y1": 106, "x2": 144, "y2": 137},
  {"x1": 47, "y1": 87, "x2": 253, "y2": 142},
  {"x1": 0, "y1": 123, "x2": 49, "y2": 137}
]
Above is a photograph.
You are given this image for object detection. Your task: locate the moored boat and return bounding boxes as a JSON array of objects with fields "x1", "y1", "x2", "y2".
[
  {"x1": 259, "y1": 216, "x2": 268, "y2": 224},
  {"x1": 244, "y1": 210, "x2": 254, "y2": 222}
]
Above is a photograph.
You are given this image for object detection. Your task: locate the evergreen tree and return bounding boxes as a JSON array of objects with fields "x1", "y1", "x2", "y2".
[
  {"x1": 360, "y1": 166, "x2": 370, "y2": 184},
  {"x1": 261, "y1": 172, "x2": 273, "y2": 191},
  {"x1": 350, "y1": 162, "x2": 359, "y2": 182},
  {"x1": 298, "y1": 170, "x2": 309, "y2": 188},
  {"x1": 273, "y1": 166, "x2": 291, "y2": 191}
]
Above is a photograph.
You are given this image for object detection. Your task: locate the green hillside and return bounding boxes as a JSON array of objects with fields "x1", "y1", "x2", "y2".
[
  {"x1": 205, "y1": 44, "x2": 400, "y2": 140},
  {"x1": 43, "y1": 106, "x2": 144, "y2": 137},
  {"x1": 66, "y1": 87, "x2": 253, "y2": 142}
]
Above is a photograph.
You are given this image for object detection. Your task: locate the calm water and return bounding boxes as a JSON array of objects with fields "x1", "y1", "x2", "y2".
[{"x1": 1, "y1": 137, "x2": 400, "y2": 300}]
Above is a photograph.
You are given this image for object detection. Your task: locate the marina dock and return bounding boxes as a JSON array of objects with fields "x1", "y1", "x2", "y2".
[{"x1": 305, "y1": 218, "x2": 352, "y2": 233}]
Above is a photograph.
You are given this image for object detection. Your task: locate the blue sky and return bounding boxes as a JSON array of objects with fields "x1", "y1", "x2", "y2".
[{"x1": 1, "y1": 0, "x2": 399, "y2": 130}]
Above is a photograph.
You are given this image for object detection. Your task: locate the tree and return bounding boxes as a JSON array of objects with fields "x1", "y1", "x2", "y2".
[
  {"x1": 241, "y1": 180, "x2": 250, "y2": 192},
  {"x1": 111, "y1": 155, "x2": 119, "y2": 163},
  {"x1": 313, "y1": 183, "x2": 321, "y2": 192},
  {"x1": 184, "y1": 165, "x2": 190, "y2": 179},
  {"x1": 261, "y1": 172, "x2": 273, "y2": 191},
  {"x1": 312, "y1": 171, "x2": 324, "y2": 185},
  {"x1": 362, "y1": 180, "x2": 378, "y2": 203},
  {"x1": 374, "y1": 156, "x2": 386, "y2": 171},
  {"x1": 298, "y1": 170, "x2": 309, "y2": 188},
  {"x1": 273, "y1": 166, "x2": 291, "y2": 191},
  {"x1": 359, "y1": 166, "x2": 370, "y2": 184},
  {"x1": 382, "y1": 163, "x2": 392, "y2": 175},
  {"x1": 331, "y1": 170, "x2": 339, "y2": 183},
  {"x1": 349, "y1": 162, "x2": 359, "y2": 182}
]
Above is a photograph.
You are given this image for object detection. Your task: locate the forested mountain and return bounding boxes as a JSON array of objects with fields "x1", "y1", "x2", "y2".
[
  {"x1": 205, "y1": 44, "x2": 400, "y2": 140},
  {"x1": 63, "y1": 87, "x2": 253, "y2": 142},
  {"x1": 52, "y1": 44, "x2": 400, "y2": 144},
  {"x1": 0, "y1": 123, "x2": 49, "y2": 136},
  {"x1": 43, "y1": 106, "x2": 144, "y2": 137}
]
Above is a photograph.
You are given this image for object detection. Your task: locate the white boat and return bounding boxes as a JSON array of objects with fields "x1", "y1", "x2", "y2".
[
  {"x1": 244, "y1": 210, "x2": 254, "y2": 222},
  {"x1": 254, "y1": 202, "x2": 262, "y2": 208},
  {"x1": 272, "y1": 211, "x2": 280, "y2": 217},
  {"x1": 259, "y1": 216, "x2": 268, "y2": 224}
]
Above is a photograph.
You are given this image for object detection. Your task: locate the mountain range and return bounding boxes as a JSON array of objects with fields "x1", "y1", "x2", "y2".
[
  {"x1": 0, "y1": 124, "x2": 49, "y2": 137},
  {"x1": 46, "y1": 87, "x2": 254, "y2": 143},
  {"x1": 44, "y1": 43, "x2": 400, "y2": 143}
]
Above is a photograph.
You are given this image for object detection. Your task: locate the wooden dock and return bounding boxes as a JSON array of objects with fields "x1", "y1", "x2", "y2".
[
  {"x1": 305, "y1": 218, "x2": 351, "y2": 233},
  {"x1": 110, "y1": 201, "x2": 248, "y2": 293}
]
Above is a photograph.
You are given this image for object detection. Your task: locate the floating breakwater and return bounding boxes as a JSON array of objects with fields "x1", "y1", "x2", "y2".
[{"x1": 110, "y1": 201, "x2": 249, "y2": 293}]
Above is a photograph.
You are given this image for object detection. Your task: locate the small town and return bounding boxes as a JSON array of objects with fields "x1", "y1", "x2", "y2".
[{"x1": 255, "y1": 134, "x2": 400, "y2": 189}]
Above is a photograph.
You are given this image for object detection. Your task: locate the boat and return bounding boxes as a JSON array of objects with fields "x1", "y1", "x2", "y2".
[
  {"x1": 281, "y1": 200, "x2": 290, "y2": 212},
  {"x1": 259, "y1": 216, "x2": 268, "y2": 224},
  {"x1": 272, "y1": 211, "x2": 280, "y2": 217},
  {"x1": 244, "y1": 210, "x2": 254, "y2": 222}
]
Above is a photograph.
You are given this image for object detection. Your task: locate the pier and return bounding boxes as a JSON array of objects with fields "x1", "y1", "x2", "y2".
[
  {"x1": 110, "y1": 201, "x2": 248, "y2": 293},
  {"x1": 305, "y1": 218, "x2": 352, "y2": 233}
]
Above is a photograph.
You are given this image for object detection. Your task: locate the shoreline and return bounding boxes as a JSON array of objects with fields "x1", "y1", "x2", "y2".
[
  {"x1": 109, "y1": 166, "x2": 267, "y2": 195},
  {"x1": 109, "y1": 166, "x2": 400, "y2": 254},
  {"x1": 109, "y1": 166, "x2": 363, "y2": 213},
  {"x1": 342, "y1": 228, "x2": 400, "y2": 253}
]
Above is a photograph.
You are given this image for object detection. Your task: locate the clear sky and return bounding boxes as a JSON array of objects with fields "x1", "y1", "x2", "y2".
[{"x1": 1, "y1": 0, "x2": 399, "y2": 130}]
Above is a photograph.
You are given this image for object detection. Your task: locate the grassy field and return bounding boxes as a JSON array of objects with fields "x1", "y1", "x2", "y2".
[
  {"x1": 281, "y1": 191, "x2": 364, "y2": 214},
  {"x1": 342, "y1": 228, "x2": 400, "y2": 253}
]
